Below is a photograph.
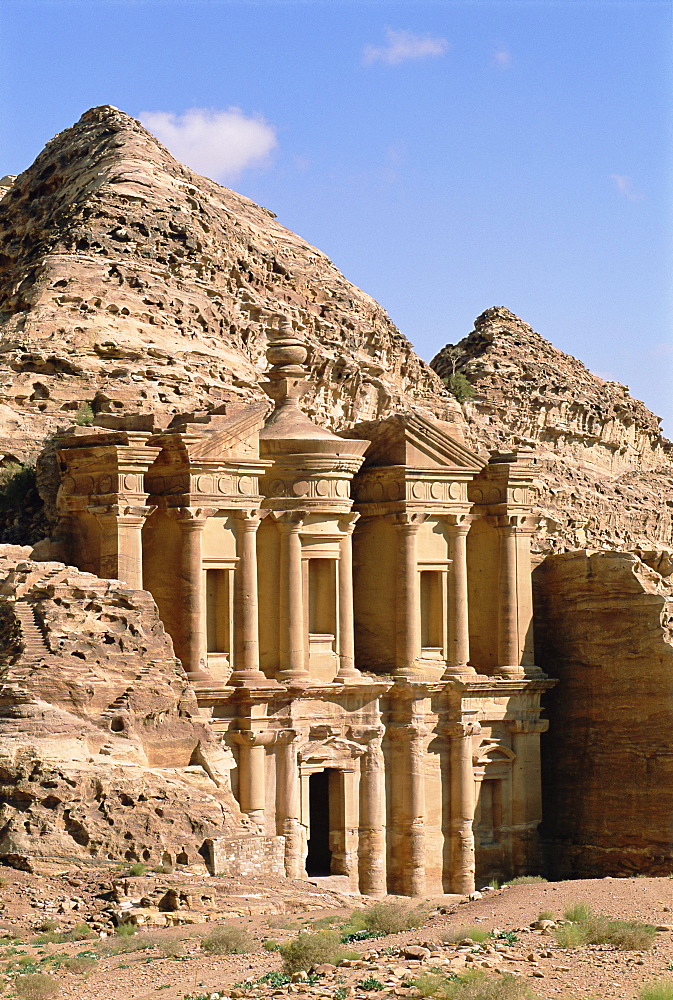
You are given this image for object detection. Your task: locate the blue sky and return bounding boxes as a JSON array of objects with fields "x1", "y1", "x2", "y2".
[{"x1": 1, "y1": 0, "x2": 671, "y2": 433}]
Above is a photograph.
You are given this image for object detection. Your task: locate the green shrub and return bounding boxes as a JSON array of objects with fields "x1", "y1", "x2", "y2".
[
  {"x1": 14, "y1": 973, "x2": 60, "y2": 999},
  {"x1": 263, "y1": 939, "x2": 281, "y2": 952},
  {"x1": 442, "y1": 926, "x2": 491, "y2": 944},
  {"x1": 280, "y1": 930, "x2": 355, "y2": 974},
  {"x1": 0, "y1": 463, "x2": 38, "y2": 513},
  {"x1": 563, "y1": 902, "x2": 592, "y2": 923},
  {"x1": 414, "y1": 969, "x2": 537, "y2": 999},
  {"x1": 34, "y1": 920, "x2": 58, "y2": 934},
  {"x1": 34, "y1": 923, "x2": 94, "y2": 945},
  {"x1": 537, "y1": 910, "x2": 554, "y2": 921},
  {"x1": 555, "y1": 907, "x2": 656, "y2": 951},
  {"x1": 347, "y1": 900, "x2": 427, "y2": 935},
  {"x1": 62, "y1": 955, "x2": 96, "y2": 974},
  {"x1": 201, "y1": 924, "x2": 254, "y2": 955},
  {"x1": 359, "y1": 977, "x2": 384, "y2": 991},
  {"x1": 75, "y1": 403, "x2": 94, "y2": 426},
  {"x1": 506, "y1": 876, "x2": 548, "y2": 886},
  {"x1": 127, "y1": 862, "x2": 147, "y2": 877},
  {"x1": 443, "y1": 373, "x2": 475, "y2": 404},
  {"x1": 641, "y1": 981, "x2": 673, "y2": 1000},
  {"x1": 115, "y1": 922, "x2": 137, "y2": 937}
]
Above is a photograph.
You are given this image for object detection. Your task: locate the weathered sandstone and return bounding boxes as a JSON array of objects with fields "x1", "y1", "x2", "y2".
[
  {"x1": 0, "y1": 106, "x2": 461, "y2": 464},
  {"x1": 533, "y1": 549, "x2": 673, "y2": 876},
  {"x1": 431, "y1": 307, "x2": 673, "y2": 554},
  {"x1": 0, "y1": 545, "x2": 282, "y2": 873}
]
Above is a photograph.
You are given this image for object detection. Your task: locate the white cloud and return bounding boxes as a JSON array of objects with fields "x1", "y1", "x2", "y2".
[
  {"x1": 610, "y1": 173, "x2": 642, "y2": 201},
  {"x1": 363, "y1": 28, "x2": 449, "y2": 66},
  {"x1": 493, "y1": 47, "x2": 512, "y2": 69},
  {"x1": 139, "y1": 107, "x2": 277, "y2": 182}
]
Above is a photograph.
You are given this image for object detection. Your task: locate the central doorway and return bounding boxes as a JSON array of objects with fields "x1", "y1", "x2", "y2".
[{"x1": 306, "y1": 769, "x2": 333, "y2": 876}]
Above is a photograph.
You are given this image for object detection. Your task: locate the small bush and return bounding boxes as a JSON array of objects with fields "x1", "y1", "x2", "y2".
[
  {"x1": 100, "y1": 934, "x2": 155, "y2": 956},
  {"x1": 14, "y1": 973, "x2": 60, "y2": 999},
  {"x1": 359, "y1": 977, "x2": 384, "y2": 991},
  {"x1": 115, "y1": 922, "x2": 137, "y2": 937},
  {"x1": 641, "y1": 981, "x2": 673, "y2": 1000},
  {"x1": 564, "y1": 902, "x2": 592, "y2": 923},
  {"x1": 414, "y1": 969, "x2": 537, "y2": 999},
  {"x1": 537, "y1": 910, "x2": 554, "y2": 921},
  {"x1": 75, "y1": 404, "x2": 94, "y2": 426},
  {"x1": 506, "y1": 876, "x2": 548, "y2": 886},
  {"x1": 442, "y1": 372, "x2": 475, "y2": 404},
  {"x1": 351, "y1": 900, "x2": 427, "y2": 935},
  {"x1": 62, "y1": 955, "x2": 96, "y2": 974},
  {"x1": 201, "y1": 924, "x2": 254, "y2": 955},
  {"x1": 263, "y1": 939, "x2": 281, "y2": 952},
  {"x1": 442, "y1": 925, "x2": 491, "y2": 944},
  {"x1": 488, "y1": 879, "x2": 500, "y2": 890},
  {"x1": 280, "y1": 930, "x2": 355, "y2": 974},
  {"x1": 266, "y1": 915, "x2": 298, "y2": 929},
  {"x1": 0, "y1": 463, "x2": 38, "y2": 513},
  {"x1": 34, "y1": 920, "x2": 58, "y2": 934},
  {"x1": 555, "y1": 907, "x2": 656, "y2": 951},
  {"x1": 34, "y1": 923, "x2": 94, "y2": 945},
  {"x1": 127, "y1": 862, "x2": 146, "y2": 877}
]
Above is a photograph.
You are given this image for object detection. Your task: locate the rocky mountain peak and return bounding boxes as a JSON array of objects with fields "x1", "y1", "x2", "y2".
[{"x1": 0, "y1": 106, "x2": 464, "y2": 462}]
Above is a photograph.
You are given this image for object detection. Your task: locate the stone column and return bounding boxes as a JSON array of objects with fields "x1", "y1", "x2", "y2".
[
  {"x1": 277, "y1": 732, "x2": 305, "y2": 878},
  {"x1": 175, "y1": 507, "x2": 214, "y2": 681},
  {"x1": 393, "y1": 513, "x2": 424, "y2": 677},
  {"x1": 495, "y1": 515, "x2": 538, "y2": 678},
  {"x1": 407, "y1": 721, "x2": 427, "y2": 897},
  {"x1": 91, "y1": 504, "x2": 154, "y2": 590},
  {"x1": 336, "y1": 513, "x2": 360, "y2": 682},
  {"x1": 446, "y1": 721, "x2": 480, "y2": 895},
  {"x1": 232, "y1": 729, "x2": 276, "y2": 829},
  {"x1": 509, "y1": 719, "x2": 548, "y2": 873},
  {"x1": 387, "y1": 718, "x2": 428, "y2": 896},
  {"x1": 443, "y1": 514, "x2": 476, "y2": 679},
  {"x1": 357, "y1": 733, "x2": 386, "y2": 896},
  {"x1": 230, "y1": 510, "x2": 268, "y2": 687},
  {"x1": 275, "y1": 512, "x2": 309, "y2": 684}
]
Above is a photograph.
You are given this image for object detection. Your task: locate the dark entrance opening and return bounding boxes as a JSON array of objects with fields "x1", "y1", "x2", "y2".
[{"x1": 306, "y1": 769, "x2": 332, "y2": 876}]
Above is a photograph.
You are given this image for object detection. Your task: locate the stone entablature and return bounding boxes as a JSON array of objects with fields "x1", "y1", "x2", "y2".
[{"x1": 54, "y1": 314, "x2": 554, "y2": 896}]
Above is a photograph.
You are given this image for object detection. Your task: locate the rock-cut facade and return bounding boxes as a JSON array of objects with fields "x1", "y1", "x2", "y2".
[{"x1": 55, "y1": 315, "x2": 555, "y2": 895}]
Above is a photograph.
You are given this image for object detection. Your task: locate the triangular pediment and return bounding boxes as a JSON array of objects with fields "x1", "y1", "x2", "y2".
[
  {"x1": 350, "y1": 413, "x2": 483, "y2": 472},
  {"x1": 185, "y1": 403, "x2": 268, "y2": 461}
]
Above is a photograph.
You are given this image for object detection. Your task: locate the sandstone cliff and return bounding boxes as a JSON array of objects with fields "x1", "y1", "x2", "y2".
[
  {"x1": 0, "y1": 105, "x2": 461, "y2": 464},
  {"x1": 533, "y1": 550, "x2": 673, "y2": 877},
  {"x1": 431, "y1": 307, "x2": 673, "y2": 553},
  {"x1": 0, "y1": 546, "x2": 278, "y2": 873}
]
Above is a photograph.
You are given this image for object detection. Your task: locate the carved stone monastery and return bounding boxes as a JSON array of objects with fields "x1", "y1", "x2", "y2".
[
  {"x1": 55, "y1": 315, "x2": 553, "y2": 896},
  {"x1": 0, "y1": 106, "x2": 671, "y2": 892}
]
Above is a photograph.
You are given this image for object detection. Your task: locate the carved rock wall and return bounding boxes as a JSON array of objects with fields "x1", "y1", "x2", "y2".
[
  {"x1": 533, "y1": 549, "x2": 673, "y2": 876},
  {"x1": 0, "y1": 546, "x2": 281, "y2": 872},
  {"x1": 431, "y1": 307, "x2": 673, "y2": 553}
]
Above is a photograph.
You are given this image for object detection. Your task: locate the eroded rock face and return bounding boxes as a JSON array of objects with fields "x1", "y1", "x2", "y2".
[
  {"x1": 0, "y1": 105, "x2": 461, "y2": 463},
  {"x1": 431, "y1": 307, "x2": 673, "y2": 553},
  {"x1": 0, "y1": 546, "x2": 279, "y2": 872},
  {"x1": 534, "y1": 549, "x2": 673, "y2": 876}
]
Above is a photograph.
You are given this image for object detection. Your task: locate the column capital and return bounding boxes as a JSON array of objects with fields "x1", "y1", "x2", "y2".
[
  {"x1": 444, "y1": 720, "x2": 482, "y2": 740},
  {"x1": 88, "y1": 503, "x2": 156, "y2": 524},
  {"x1": 441, "y1": 512, "x2": 474, "y2": 533},
  {"x1": 349, "y1": 725, "x2": 385, "y2": 747},
  {"x1": 338, "y1": 512, "x2": 360, "y2": 535},
  {"x1": 234, "y1": 507, "x2": 265, "y2": 526},
  {"x1": 488, "y1": 513, "x2": 540, "y2": 534},
  {"x1": 390, "y1": 511, "x2": 427, "y2": 532},
  {"x1": 229, "y1": 728, "x2": 279, "y2": 748},
  {"x1": 172, "y1": 505, "x2": 218, "y2": 528},
  {"x1": 508, "y1": 718, "x2": 549, "y2": 735},
  {"x1": 276, "y1": 728, "x2": 299, "y2": 747},
  {"x1": 273, "y1": 510, "x2": 307, "y2": 530}
]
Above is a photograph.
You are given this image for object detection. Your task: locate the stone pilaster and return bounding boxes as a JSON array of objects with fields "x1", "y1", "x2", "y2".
[
  {"x1": 276, "y1": 731, "x2": 305, "y2": 878},
  {"x1": 231, "y1": 729, "x2": 276, "y2": 828},
  {"x1": 508, "y1": 718, "x2": 548, "y2": 873},
  {"x1": 494, "y1": 515, "x2": 538, "y2": 678},
  {"x1": 174, "y1": 506, "x2": 215, "y2": 682},
  {"x1": 446, "y1": 721, "x2": 481, "y2": 895},
  {"x1": 357, "y1": 732, "x2": 386, "y2": 896},
  {"x1": 442, "y1": 513, "x2": 476, "y2": 679},
  {"x1": 90, "y1": 503, "x2": 154, "y2": 590},
  {"x1": 230, "y1": 509, "x2": 269, "y2": 687},
  {"x1": 386, "y1": 719, "x2": 428, "y2": 896},
  {"x1": 275, "y1": 511, "x2": 309, "y2": 685},
  {"x1": 392, "y1": 513, "x2": 425, "y2": 678},
  {"x1": 336, "y1": 513, "x2": 360, "y2": 682}
]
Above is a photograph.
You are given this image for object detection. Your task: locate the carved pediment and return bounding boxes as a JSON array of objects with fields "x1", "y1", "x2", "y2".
[
  {"x1": 187, "y1": 403, "x2": 268, "y2": 461},
  {"x1": 298, "y1": 736, "x2": 366, "y2": 766},
  {"x1": 351, "y1": 413, "x2": 483, "y2": 472}
]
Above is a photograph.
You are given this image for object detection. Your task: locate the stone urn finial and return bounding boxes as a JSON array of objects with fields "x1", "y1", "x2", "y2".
[{"x1": 262, "y1": 313, "x2": 309, "y2": 409}]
